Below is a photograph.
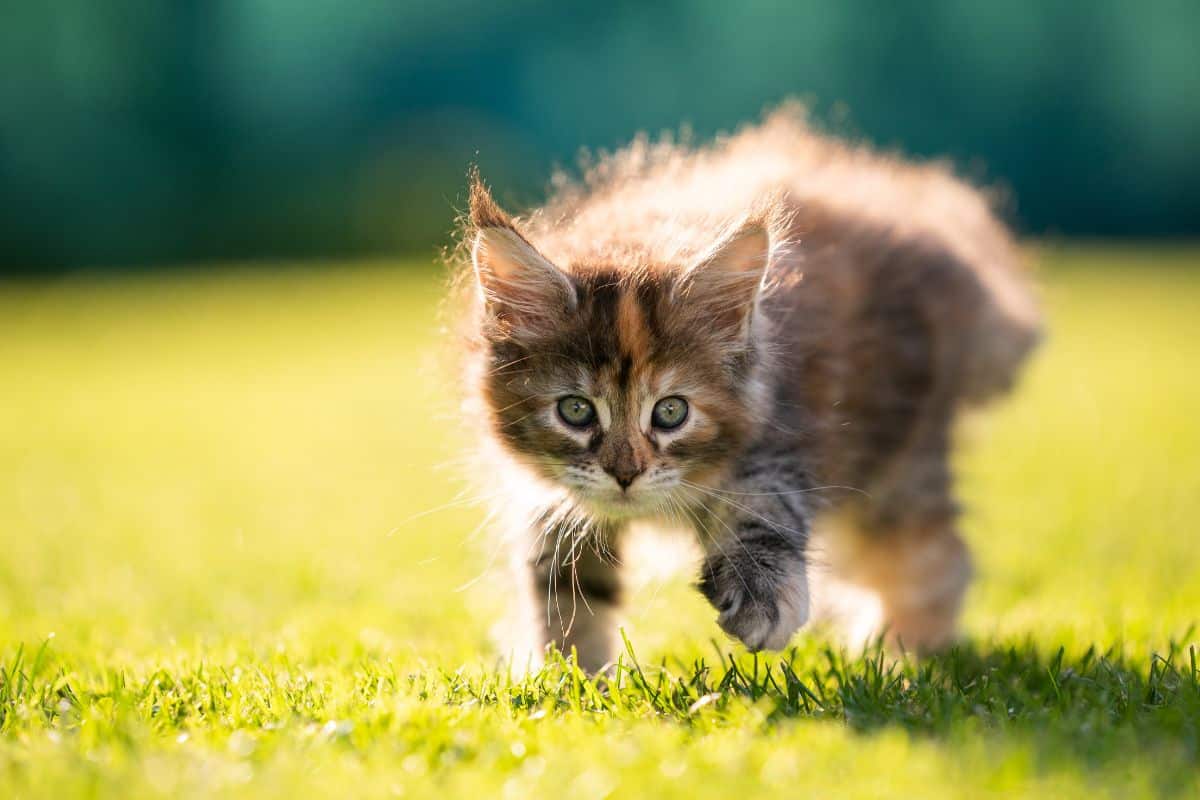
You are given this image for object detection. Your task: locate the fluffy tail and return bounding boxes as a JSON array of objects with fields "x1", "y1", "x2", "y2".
[{"x1": 960, "y1": 255, "x2": 1043, "y2": 405}]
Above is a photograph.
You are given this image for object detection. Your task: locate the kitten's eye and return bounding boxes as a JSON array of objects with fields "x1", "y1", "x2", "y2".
[
  {"x1": 651, "y1": 396, "x2": 689, "y2": 429},
  {"x1": 556, "y1": 395, "x2": 596, "y2": 427}
]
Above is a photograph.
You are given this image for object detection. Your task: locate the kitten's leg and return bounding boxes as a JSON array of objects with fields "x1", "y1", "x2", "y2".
[
  {"x1": 837, "y1": 515, "x2": 971, "y2": 653},
  {"x1": 692, "y1": 446, "x2": 812, "y2": 651},
  {"x1": 848, "y1": 411, "x2": 972, "y2": 653},
  {"x1": 534, "y1": 537, "x2": 624, "y2": 672},
  {"x1": 503, "y1": 519, "x2": 624, "y2": 674}
]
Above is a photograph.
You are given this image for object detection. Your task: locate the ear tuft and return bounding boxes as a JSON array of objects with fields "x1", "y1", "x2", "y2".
[
  {"x1": 469, "y1": 177, "x2": 575, "y2": 331},
  {"x1": 468, "y1": 169, "x2": 515, "y2": 231}
]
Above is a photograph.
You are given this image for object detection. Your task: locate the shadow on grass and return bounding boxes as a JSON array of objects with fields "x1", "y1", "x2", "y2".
[{"x1": 444, "y1": 632, "x2": 1200, "y2": 792}]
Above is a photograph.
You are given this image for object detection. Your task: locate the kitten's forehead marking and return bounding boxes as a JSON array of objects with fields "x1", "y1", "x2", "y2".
[
  {"x1": 575, "y1": 277, "x2": 703, "y2": 438},
  {"x1": 616, "y1": 285, "x2": 653, "y2": 364}
]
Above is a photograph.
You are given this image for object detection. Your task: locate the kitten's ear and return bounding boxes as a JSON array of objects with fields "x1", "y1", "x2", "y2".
[
  {"x1": 469, "y1": 178, "x2": 576, "y2": 329},
  {"x1": 682, "y1": 219, "x2": 771, "y2": 338}
]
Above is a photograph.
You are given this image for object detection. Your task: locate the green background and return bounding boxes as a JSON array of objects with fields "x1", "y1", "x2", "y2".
[{"x1": 3, "y1": 1, "x2": 1199, "y2": 273}]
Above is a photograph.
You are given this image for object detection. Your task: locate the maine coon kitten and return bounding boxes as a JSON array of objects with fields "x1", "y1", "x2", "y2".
[{"x1": 454, "y1": 107, "x2": 1040, "y2": 672}]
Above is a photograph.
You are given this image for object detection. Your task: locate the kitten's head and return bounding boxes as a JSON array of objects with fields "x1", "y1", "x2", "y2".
[{"x1": 466, "y1": 179, "x2": 774, "y2": 519}]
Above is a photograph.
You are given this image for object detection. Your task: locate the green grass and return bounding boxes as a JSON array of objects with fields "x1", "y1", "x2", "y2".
[{"x1": 2, "y1": 246, "x2": 1199, "y2": 798}]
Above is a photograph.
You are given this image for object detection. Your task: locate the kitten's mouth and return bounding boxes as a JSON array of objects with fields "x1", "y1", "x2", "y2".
[{"x1": 573, "y1": 487, "x2": 663, "y2": 519}]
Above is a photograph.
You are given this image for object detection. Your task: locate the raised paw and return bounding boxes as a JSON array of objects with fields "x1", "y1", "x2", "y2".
[{"x1": 698, "y1": 551, "x2": 810, "y2": 651}]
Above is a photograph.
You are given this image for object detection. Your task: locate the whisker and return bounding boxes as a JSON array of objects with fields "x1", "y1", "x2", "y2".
[
  {"x1": 452, "y1": 508, "x2": 504, "y2": 592},
  {"x1": 548, "y1": 522, "x2": 565, "y2": 636},
  {"x1": 682, "y1": 479, "x2": 870, "y2": 500},
  {"x1": 386, "y1": 489, "x2": 501, "y2": 535},
  {"x1": 678, "y1": 479, "x2": 811, "y2": 541},
  {"x1": 501, "y1": 408, "x2": 544, "y2": 429},
  {"x1": 485, "y1": 353, "x2": 538, "y2": 375},
  {"x1": 486, "y1": 351, "x2": 577, "y2": 376},
  {"x1": 669, "y1": 491, "x2": 755, "y2": 606}
]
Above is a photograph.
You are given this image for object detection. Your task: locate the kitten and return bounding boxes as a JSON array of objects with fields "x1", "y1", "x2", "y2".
[{"x1": 454, "y1": 106, "x2": 1040, "y2": 673}]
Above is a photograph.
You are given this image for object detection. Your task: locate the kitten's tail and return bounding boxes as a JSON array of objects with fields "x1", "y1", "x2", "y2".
[{"x1": 959, "y1": 251, "x2": 1043, "y2": 406}]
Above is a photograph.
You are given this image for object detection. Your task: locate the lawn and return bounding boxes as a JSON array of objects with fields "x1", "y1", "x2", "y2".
[{"x1": 1, "y1": 246, "x2": 1198, "y2": 798}]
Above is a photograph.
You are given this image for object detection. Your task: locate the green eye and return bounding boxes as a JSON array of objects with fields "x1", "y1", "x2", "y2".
[
  {"x1": 651, "y1": 396, "x2": 689, "y2": 429},
  {"x1": 556, "y1": 395, "x2": 596, "y2": 427}
]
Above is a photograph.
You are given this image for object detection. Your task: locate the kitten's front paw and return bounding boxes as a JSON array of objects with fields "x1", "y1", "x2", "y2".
[{"x1": 698, "y1": 551, "x2": 810, "y2": 651}]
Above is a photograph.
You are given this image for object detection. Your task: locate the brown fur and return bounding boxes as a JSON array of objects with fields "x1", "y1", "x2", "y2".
[{"x1": 451, "y1": 104, "x2": 1041, "y2": 670}]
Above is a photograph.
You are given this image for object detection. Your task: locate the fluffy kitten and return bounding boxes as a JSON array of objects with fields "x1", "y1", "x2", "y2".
[{"x1": 454, "y1": 106, "x2": 1040, "y2": 672}]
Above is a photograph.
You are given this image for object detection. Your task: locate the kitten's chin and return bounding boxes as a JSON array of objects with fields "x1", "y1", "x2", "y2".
[{"x1": 573, "y1": 489, "x2": 663, "y2": 521}]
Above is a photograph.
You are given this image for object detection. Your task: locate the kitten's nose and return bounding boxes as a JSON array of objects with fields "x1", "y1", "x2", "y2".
[{"x1": 605, "y1": 465, "x2": 643, "y2": 490}]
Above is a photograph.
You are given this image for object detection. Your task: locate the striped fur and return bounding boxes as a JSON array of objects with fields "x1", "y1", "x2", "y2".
[{"x1": 452, "y1": 106, "x2": 1040, "y2": 671}]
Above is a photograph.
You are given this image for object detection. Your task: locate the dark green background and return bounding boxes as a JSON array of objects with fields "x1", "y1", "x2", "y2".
[{"x1": 3, "y1": 1, "x2": 1197, "y2": 274}]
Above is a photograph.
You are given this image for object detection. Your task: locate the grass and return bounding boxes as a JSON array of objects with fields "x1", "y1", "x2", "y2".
[{"x1": 1, "y1": 245, "x2": 1199, "y2": 798}]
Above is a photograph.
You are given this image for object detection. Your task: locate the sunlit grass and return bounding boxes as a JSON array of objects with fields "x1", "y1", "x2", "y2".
[{"x1": 1, "y1": 246, "x2": 1198, "y2": 797}]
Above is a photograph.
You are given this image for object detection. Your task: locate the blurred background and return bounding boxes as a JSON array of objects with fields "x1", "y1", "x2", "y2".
[
  {"x1": 2, "y1": 9, "x2": 1200, "y2": 795},
  {"x1": 2, "y1": 0, "x2": 1198, "y2": 275}
]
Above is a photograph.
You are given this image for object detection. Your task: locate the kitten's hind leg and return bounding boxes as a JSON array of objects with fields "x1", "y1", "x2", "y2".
[
  {"x1": 830, "y1": 391, "x2": 972, "y2": 653},
  {"x1": 830, "y1": 514, "x2": 971, "y2": 654}
]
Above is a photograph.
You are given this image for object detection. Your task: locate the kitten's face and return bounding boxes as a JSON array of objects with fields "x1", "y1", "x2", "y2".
[
  {"x1": 482, "y1": 272, "x2": 758, "y2": 517},
  {"x1": 470, "y1": 202, "x2": 771, "y2": 520}
]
